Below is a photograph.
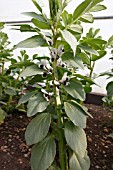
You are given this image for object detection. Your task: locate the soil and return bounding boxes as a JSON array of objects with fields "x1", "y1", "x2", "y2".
[{"x1": 0, "y1": 104, "x2": 113, "y2": 170}]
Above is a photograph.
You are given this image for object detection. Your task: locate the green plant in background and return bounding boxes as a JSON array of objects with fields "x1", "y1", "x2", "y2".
[
  {"x1": 9, "y1": 50, "x2": 42, "y2": 112},
  {"x1": 15, "y1": 0, "x2": 106, "y2": 169},
  {"x1": 78, "y1": 27, "x2": 107, "y2": 93},
  {"x1": 0, "y1": 48, "x2": 38, "y2": 117},
  {"x1": 0, "y1": 22, "x2": 14, "y2": 123},
  {"x1": 100, "y1": 35, "x2": 113, "y2": 107},
  {"x1": 99, "y1": 35, "x2": 113, "y2": 138}
]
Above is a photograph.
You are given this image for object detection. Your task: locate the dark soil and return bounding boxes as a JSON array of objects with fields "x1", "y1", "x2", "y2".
[{"x1": 0, "y1": 104, "x2": 113, "y2": 170}]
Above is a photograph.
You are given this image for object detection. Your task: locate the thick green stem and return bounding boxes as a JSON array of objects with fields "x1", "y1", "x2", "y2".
[
  {"x1": 53, "y1": 61, "x2": 66, "y2": 170},
  {"x1": 89, "y1": 61, "x2": 95, "y2": 79},
  {"x1": 52, "y1": 17, "x2": 67, "y2": 169},
  {"x1": 6, "y1": 95, "x2": 12, "y2": 112}
]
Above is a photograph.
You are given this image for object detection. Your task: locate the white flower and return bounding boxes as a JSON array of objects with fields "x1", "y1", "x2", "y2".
[
  {"x1": 54, "y1": 80, "x2": 60, "y2": 86},
  {"x1": 41, "y1": 89, "x2": 48, "y2": 95},
  {"x1": 57, "y1": 45, "x2": 64, "y2": 57},
  {"x1": 60, "y1": 72, "x2": 68, "y2": 83},
  {"x1": 50, "y1": 48, "x2": 57, "y2": 60},
  {"x1": 40, "y1": 59, "x2": 49, "y2": 66},
  {"x1": 57, "y1": 58, "x2": 66, "y2": 68},
  {"x1": 45, "y1": 37, "x2": 53, "y2": 46}
]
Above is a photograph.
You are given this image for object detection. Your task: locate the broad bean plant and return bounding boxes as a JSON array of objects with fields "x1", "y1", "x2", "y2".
[
  {"x1": 0, "y1": 22, "x2": 14, "y2": 123},
  {"x1": 16, "y1": 0, "x2": 106, "y2": 170}
]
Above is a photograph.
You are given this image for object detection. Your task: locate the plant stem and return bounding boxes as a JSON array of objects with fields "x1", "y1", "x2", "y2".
[
  {"x1": 89, "y1": 61, "x2": 95, "y2": 79},
  {"x1": 52, "y1": 17, "x2": 67, "y2": 169},
  {"x1": 53, "y1": 60, "x2": 66, "y2": 170},
  {"x1": 6, "y1": 95, "x2": 12, "y2": 112},
  {"x1": 2, "y1": 61, "x2": 4, "y2": 75}
]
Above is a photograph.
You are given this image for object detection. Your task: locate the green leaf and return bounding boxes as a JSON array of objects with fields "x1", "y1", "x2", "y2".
[
  {"x1": 0, "y1": 22, "x2": 5, "y2": 30},
  {"x1": 108, "y1": 133, "x2": 113, "y2": 139},
  {"x1": 69, "y1": 150, "x2": 90, "y2": 170},
  {"x1": 10, "y1": 61, "x2": 34, "y2": 69},
  {"x1": 80, "y1": 14, "x2": 94, "y2": 23},
  {"x1": 22, "y1": 12, "x2": 46, "y2": 21},
  {"x1": 92, "y1": 50, "x2": 106, "y2": 61},
  {"x1": 73, "y1": 0, "x2": 93, "y2": 21},
  {"x1": 65, "y1": 122, "x2": 87, "y2": 157},
  {"x1": 74, "y1": 74, "x2": 95, "y2": 85},
  {"x1": 107, "y1": 35, "x2": 113, "y2": 47},
  {"x1": 5, "y1": 87, "x2": 17, "y2": 96},
  {"x1": 31, "y1": 136, "x2": 56, "y2": 170},
  {"x1": 89, "y1": 4, "x2": 106, "y2": 12},
  {"x1": 106, "y1": 81, "x2": 113, "y2": 96},
  {"x1": 62, "y1": 52, "x2": 84, "y2": 69},
  {"x1": 68, "y1": 24, "x2": 83, "y2": 34},
  {"x1": 32, "y1": 0, "x2": 42, "y2": 13},
  {"x1": 25, "y1": 113, "x2": 51, "y2": 145},
  {"x1": 20, "y1": 65, "x2": 43, "y2": 77},
  {"x1": 89, "y1": 0, "x2": 103, "y2": 7},
  {"x1": 0, "y1": 108, "x2": 5, "y2": 124},
  {"x1": 16, "y1": 35, "x2": 46, "y2": 48},
  {"x1": 79, "y1": 52, "x2": 90, "y2": 65},
  {"x1": 13, "y1": 24, "x2": 37, "y2": 32},
  {"x1": 18, "y1": 91, "x2": 36, "y2": 106},
  {"x1": 32, "y1": 18, "x2": 50, "y2": 29},
  {"x1": 64, "y1": 101, "x2": 86, "y2": 128},
  {"x1": 94, "y1": 28, "x2": 100, "y2": 37},
  {"x1": 62, "y1": 10, "x2": 73, "y2": 26},
  {"x1": 62, "y1": 80, "x2": 85, "y2": 101},
  {"x1": 83, "y1": 38, "x2": 107, "y2": 45},
  {"x1": 79, "y1": 45, "x2": 99, "y2": 56},
  {"x1": 61, "y1": 30, "x2": 77, "y2": 56},
  {"x1": 27, "y1": 92, "x2": 49, "y2": 117}
]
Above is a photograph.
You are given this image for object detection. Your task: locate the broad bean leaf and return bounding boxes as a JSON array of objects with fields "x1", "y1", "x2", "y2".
[
  {"x1": 73, "y1": 0, "x2": 93, "y2": 21},
  {"x1": 62, "y1": 10, "x2": 72, "y2": 26},
  {"x1": 22, "y1": 12, "x2": 46, "y2": 21},
  {"x1": 5, "y1": 87, "x2": 17, "y2": 96},
  {"x1": 0, "y1": 22, "x2": 4, "y2": 30},
  {"x1": 90, "y1": 0, "x2": 103, "y2": 8},
  {"x1": 25, "y1": 113, "x2": 51, "y2": 145},
  {"x1": 10, "y1": 61, "x2": 34, "y2": 68},
  {"x1": 18, "y1": 91, "x2": 36, "y2": 106},
  {"x1": 16, "y1": 35, "x2": 46, "y2": 48},
  {"x1": 32, "y1": 0, "x2": 42, "y2": 13},
  {"x1": 89, "y1": 4, "x2": 106, "y2": 12},
  {"x1": 69, "y1": 150, "x2": 90, "y2": 170},
  {"x1": 106, "y1": 81, "x2": 113, "y2": 96},
  {"x1": 80, "y1": 14, "x2": 94, "y2": 23},
  {"x1": 31, "y1": 136, "x2": 56, "y2": 170},
  {"x1": 73, "y1": 74, "x2": 95, "y2": 85},
  {"x1": 0, "y1": 108, "x2": 5, "y2": 124},
  {"x1": 64, "y1": 101, "x2": 86, "y2": 128},
  {"x1": 107, "y1": 35, "x2": 113, "y2": 47},
  {"x1": 20, "y1": 65, "x2": 43, "y2": 77},
  {"x1": 79, "y1": 52, "x2": 90, "y2": 65},
  {"x1": 91, "y1": 50, "x2": 106, "y2": 61},
  {"x1": 62, "y1": 80, "x2": 85, "y2": 101},
  {"x1": 62, "y1": 52, "x2": 84, "y2": 69},
  {"x1": 73, "y1": 0, "x2": 104, "y2": 21},
  {"x1": 65, "y1": 122, "x2": 87, "y2": 157},
  {"x1": 13, "y1": 24, "x2": 37, "y2": 32},
  {"x1": 27, "y1": 92, "x2": 49, "y2": 117},
  {"x1": 32, "y1": 18, "x2": 50, "y2": 29},
  {"x1": 108, "y1": 133, "x2": 113, "y2": 139},
  {"x1": 68, "y1": 24, "x2": 83, "y2": 34},
  {"x1": 82, "y1": 38, "x2": 107, "y2": 45},
  {"x1": 78, "y1": 45, "x2": 99, "y2": 56},
  {"x1": 61, "y1": 30, "x2": 77, "y2": 56}
]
